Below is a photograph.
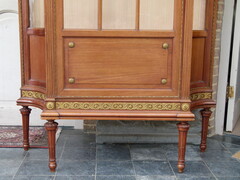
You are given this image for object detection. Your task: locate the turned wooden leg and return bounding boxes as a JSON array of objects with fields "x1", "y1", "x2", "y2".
[
  {"x1": 200, "y1": 108, "x2": 212, "y2": 152},
  {"x1": 177, "y1": 122, "x2": 190, "y2": 173},
  {"x1": 45, "y1": 120, "x2": 58, "y2": 172},
  {"x1": 20, "y1": 106, "x2": 32, "y2": 151}
]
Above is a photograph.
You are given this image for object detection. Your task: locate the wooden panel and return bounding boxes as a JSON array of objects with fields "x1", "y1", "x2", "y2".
[
  {"x1": 193, "y1": 0, "x2": 206, "y2": 30},
  {"x1": 140, "y1": 0, "x2": 174, "y2": 30},
  {"x1": 102, "y1": 0, "x2": 136, "y2": 29},
  {"x1": 29, "y1": 35, "x2": 46, "y2": 82},
  {"x1": 64, "y1": 0, "x2": 98, "y2": 29},
  {"x1": 29, "y1": 0, "x2": 44, "y2": 28},
  {"x1": 191, "y1": 38, "x2": 205, "y2": 82},
  {"x1": 65, "y1": 38, "x2": 173, "y2": 89}
]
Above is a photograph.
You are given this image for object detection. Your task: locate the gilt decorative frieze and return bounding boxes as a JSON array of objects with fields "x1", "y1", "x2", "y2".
[
  {"x1": 22, "y1": 91, "x2": 46, "y2": 100},
  {"x1": 190, "y1": 93, "x2": 212, "y2": 101},
  {"x1": 56, "y1": 102, "x2": 186, "y2": 111}
]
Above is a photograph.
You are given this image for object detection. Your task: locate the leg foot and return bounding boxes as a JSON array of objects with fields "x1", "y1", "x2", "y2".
[
  {"x1": 20, "y1": 106, "x2": 31, "y2": 151},
  {"x1": 45, "y1": 120, "x2": 58, "y2": 172},
  {"x1": 200, "y1": 108, "x2": 212, "y2": 152},
  {"x1": 177, "y1": 122, "x2": 190, "y2": 173}
]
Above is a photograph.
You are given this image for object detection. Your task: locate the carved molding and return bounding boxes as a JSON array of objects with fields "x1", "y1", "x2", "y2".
[
  {"x1": 22, "y1": 90, "x2": 46, "y2": 100},
  {"x1": 46, "y1": 102, "x2": 55, "y2": 110},
  {"x1": 181, "y1": 103, "x2": 190, "y2": 111},
  {"x1": 55, "y1": 102, "x2": 189, "y2": 111},
  {"x1": 190, "y1": 93, "x2": 212, "y2": 101}
]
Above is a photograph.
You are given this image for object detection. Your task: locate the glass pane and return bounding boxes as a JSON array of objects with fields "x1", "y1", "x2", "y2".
[
  {"x1": 193, "y1": 0, "x2": 206, "y2": 30},
  {"x1": 140, "y1": 0, "x2": 174, "y2": 30},
  {"x1": 29, "y1": 0, "x2": 44, "y2": 28},
  {"x1": 64, "y1": 0, "x2": 98, "y2": 29},
  {"x1": 102, "y1": 0, "x2": 136, "y2": 30}
]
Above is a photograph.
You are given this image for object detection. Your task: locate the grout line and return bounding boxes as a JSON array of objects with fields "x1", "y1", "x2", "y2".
[
  {"x1": 54, "y1": 133, "x2": 67, "y2": 179},
  {"x1": 128, "y1": 144, "x2": 137, "y2": 179},
  {"x1": 12, "y1": 149, "x2": 28, "y2": 180},
  {"x1": 165, "y1": 151, "x2": 177, "y2": 179},
  {"x1": 202, "y1": 160, "x2": 218, "y2": 180},
  {"x1": 95, "y1": 143, "x2": 97, "y2": 180}
]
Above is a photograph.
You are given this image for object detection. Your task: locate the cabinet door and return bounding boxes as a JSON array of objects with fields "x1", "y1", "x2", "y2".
[{"x1": 54, "y1": 0, "x2": 187, "y2": 98}]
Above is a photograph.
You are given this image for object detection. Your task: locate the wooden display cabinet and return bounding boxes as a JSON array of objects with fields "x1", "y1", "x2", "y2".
[{"x1": 17, "y1": 0, "x2": 218, "y2": 173}]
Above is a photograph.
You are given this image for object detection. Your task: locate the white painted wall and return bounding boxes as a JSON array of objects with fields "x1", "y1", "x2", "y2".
[{"x1": 0, "y1": 0, "x2": 83, "y2": 128}]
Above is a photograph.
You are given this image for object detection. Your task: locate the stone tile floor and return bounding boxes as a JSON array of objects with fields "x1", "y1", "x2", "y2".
[{"x1": 0, "y1": 129, "x2": 240, "y2": 180}]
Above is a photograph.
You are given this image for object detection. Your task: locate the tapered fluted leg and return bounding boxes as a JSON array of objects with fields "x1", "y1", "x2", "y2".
[
  {"x1": 200, "y1": 108, "x2": 212, "y2": 152},
  {"x1": 45, "y1": 120, "x2": 58, "y2": 172},
  {"x1": 177, "y1": 122, "x2": 190, "y2": 173},
  {"x1": 20, "y1": 106, "x2": 32, "y2": 151}
]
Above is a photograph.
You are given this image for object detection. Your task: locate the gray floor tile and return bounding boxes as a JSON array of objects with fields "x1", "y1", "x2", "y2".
[
  {"x1": 222, "y1": 142, "x2": 240, "y2": 149},
  {"x1": 96, "y1": 176, "x2": 136, "y2": 180},
  {"x1": 130, "y1": 147, "x2": 167, "y2": 161},
  {"x1": 217, "y1": 177, "x2": 240, "y2": 180},
  {"x1": 211, "y1": 135, "x2": 240, "y2": 145},
  {"x1": 200, "y1": 149, "x2": 237, "y2": 162},
  {"x1": 61, "y1": 147, "x2": 96, "y2": 161},
  {"x1": 60, "y1": 129, "x2": 85, "y2": 136},
  {"x1": 25, "y1": 148, "x2": 62, "y2": 160},
  {"x1": 136, "y1": 176, "x2": 176, "y2": 180},
  {"x1": 133, "y1": 161, "x2": 174, "y2": 176},
  {"x1": 97, "y1": 161, "x2": 134, "y2": 176},
  {"x1": 0, "y1": 160, "x2": 22, "y2": 176},
  {"x1": 97, "y1": 144, "x2": 131, "y2": 161},
  {"x1": 0, "y1": 176, "x2": 13, "y2": 180},
  {"x1": 16, "y1": 160, "x2": 55, "y2": 176},
  {"x1": 13, "y1": 176, "x2": 54, "y2": 180},
  {"x1": 170, "y1": 161, "x2": 213, "y2": 178},
  {"x1": 56, "y1": 160, "x2": 95, "y2": 176},
  {"x1": 64, "y1": 135, "x2": 96, "y2": 148},
  {"x1": 179, "y1": 178, "x2": 216, "y2": 180},
  {"x1": 206, "y1": 161, "x2": 240, "y2": 178},
  {"x1": 0, "y1": 148, "x2": 27, "y2": 160},
  {"x1": 227, "y1": 148, "x2": 240, "y2": 155},
  {"x1": 191, "y1": 139, "x2": 226, "y2": 151},
  {"x1": 55, "y1": 176, "x2": 95, "y2": 180},
  {"x1": 166, "y1": 147, "x2": 201, "y2": 161}
]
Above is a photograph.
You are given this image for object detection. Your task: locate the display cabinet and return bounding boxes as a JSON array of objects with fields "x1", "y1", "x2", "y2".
[{"x1": 17, "y1": 0, "x2": 218, "y2": 173}]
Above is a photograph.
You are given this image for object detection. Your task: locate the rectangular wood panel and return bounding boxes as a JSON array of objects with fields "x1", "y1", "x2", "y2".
[
  {"x1": 64, "y1": 0, "x2": 98, "y2": 29},
  {"x1": 64, "y1": 38, "x2": 173, "y2": 89},
  {"x1": 191, "y1": 38, "x2": 205, "y2": 82},
  {"x1": 102, "y1": 0, "x2": 136, "y2": 30},
  {"x1": 193, "y1": 0, "x2": 206, "y2": 30},
  {"x1": 29, "y1": 0, "x2": 44, "y2": 28},
  {"x1": 140, "y1": 0, "x2": 174, "y2": 30},
  {"x1": 29, "y1": 35, "x2": 46, "y2": 82}
]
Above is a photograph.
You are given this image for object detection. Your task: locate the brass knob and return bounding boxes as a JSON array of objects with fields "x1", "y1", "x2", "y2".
[
  {"x1": 162, "y1": 43, "x2": 169, "y2": 49},
  {"x1": 161, "y1": 78, "x2": 167, "y2": 85},
  {"x1": 68, "y1": 42, "x2": 75, "y2": 48},
  {"x1": 68, "y1": 77, "x2": 75, "y2": 84}
]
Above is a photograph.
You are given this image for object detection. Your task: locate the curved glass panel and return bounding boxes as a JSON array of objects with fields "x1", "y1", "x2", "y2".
[
  {"x1": 29, "y1": 0, "x2": 44, "y2": 28},
  {"x1": 193, "y1": 0, "x2": 206, "y2": 30}
]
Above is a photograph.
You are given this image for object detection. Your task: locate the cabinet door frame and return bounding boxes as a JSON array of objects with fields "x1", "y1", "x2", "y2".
[{"x1": 44, "y1": 0, "x2": 194, "y2": 101}]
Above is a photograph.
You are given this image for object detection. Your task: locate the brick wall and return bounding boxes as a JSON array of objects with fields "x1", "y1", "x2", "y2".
[
  {"x1": 209, "y1": 0, "x2": 224, "y2": 135},
  {"x1": 84, "y1": 0, "x2": 225, "y2": 134}
]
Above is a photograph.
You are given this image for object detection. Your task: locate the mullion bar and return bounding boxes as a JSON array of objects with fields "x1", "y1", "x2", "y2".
[
  {"x1": 136, "y1": 0, "x2": 140, "y2": 30},
  {"x1": 98, "y1": 0, "x2": 102, "y2": 30}
]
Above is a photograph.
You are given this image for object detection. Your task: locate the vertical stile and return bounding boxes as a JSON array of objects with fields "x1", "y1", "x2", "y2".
[
  {"x1": 136, "y1": 0, "x2": 140, "y2": 30},
  {"x1": 98, "y1": 0, "x2": 102, "y2": 30}
]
